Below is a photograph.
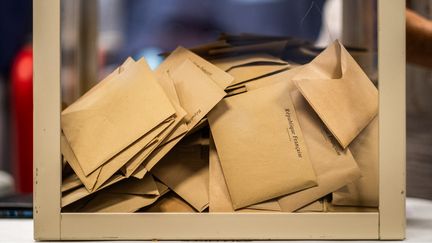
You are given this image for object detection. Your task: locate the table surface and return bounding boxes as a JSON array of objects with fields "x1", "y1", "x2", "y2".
[{"x1": 0, "y1": 197, "x2": 431, "y2": 243}]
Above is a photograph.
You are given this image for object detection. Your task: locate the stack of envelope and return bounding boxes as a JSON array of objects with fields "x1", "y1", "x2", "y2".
[
  {"x1": 61, "y1": 36, "x2": 379, "y2": 213},
  {"x1": 206, "y1": 39, "x2": 378, "y2": 212}
]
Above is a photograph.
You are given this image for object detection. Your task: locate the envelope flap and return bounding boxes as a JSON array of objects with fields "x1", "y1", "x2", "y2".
[
  {"x1": 293, "y1": 40, "x2": 378, "y2": 148},
  {"x1": 156, "y1": 46, "x2": 234, "y2": 89},
  {"x1": 107, "y1": 175, "x2": 159, "y2": 196},
  {"x1": 211, "y1": 54, "x2": 288, "y2": 71},
  {"x1": 171, "y1": 59, "x2": 226, "y2": 130},
  {"x1": 60, "y1": 133, "x2": 100, "y2": 191}
]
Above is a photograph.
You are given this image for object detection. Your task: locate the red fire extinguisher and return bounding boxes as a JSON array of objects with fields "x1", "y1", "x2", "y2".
[{"x1": 11, "y1": 44, "x2": 33, "y2": 193}]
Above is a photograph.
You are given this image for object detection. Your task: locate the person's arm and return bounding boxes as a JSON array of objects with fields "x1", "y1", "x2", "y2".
[{"x1": 406, "y1": 9, "x2": 432, "y2": 68}]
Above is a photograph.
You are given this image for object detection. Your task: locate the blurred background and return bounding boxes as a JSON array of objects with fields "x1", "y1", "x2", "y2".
[{"x1": 0, "y1": 0, "x2": 430, "y2": 214}]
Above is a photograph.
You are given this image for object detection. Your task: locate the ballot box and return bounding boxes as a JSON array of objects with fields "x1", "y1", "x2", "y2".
[{"x1": 33, "y1": 0, "x2": 405, "y2": 240}]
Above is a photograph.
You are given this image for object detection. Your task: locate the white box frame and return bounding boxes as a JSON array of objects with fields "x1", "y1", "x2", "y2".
[{"x1": 33, "y1": 0, "x2": 406, "y2": 240}]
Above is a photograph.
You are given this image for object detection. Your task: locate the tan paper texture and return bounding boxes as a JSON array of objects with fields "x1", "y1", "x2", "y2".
[
  {"x1": 211, "y1": 53, "x2": 288, "y2": 71},
  {"x1": 245, "y1": 66, "x2": 303, "y2": 91},
  {"x1": 209, "y1": 136, "x2": 280, "y2": 212},
  {"x1": 78, "y1": 175, "x2": 160, "y2": 213},
  {"x1": 293, "y1": 40, "x2": 378, "y2": 148},
  {"x1": 61, "y1": 173, "x2": 82, "y2": 193},
  {"x1": 156, "y1": 46, "x2": 233, "y2": 90},
  {"x1": 208, "y1": 135, "x2": 234, "y2": 212},
  {"x1": 61, "y1": 116, "x2": 174, "y2": 192},
  {"x1": 144, "y1": 192, "x2": 196, "y2": 212},
  {"x1": 61, "y1": 174, "x2": 124, "y2": 207},
  {"x1": 247, "y1": 200, "x2": 281, "y2": 211},
  {"x1": 62, "y1": 58, "x2": 176, "y2": 175},
  {"x1": 61, "y1": 58, "x2": 180, "y2": 190},
  {"x1": 151, "y1": 143, "x2": 209, "y2": 212},
  {"x1": 295, "y1": 200, "x2": 325, "y2": 213},
  {"x1": 208, "y1": 81, "x2": 317, "y2": 209},
  {"x1": 226, "y1": 86, "x2": 248, "y2": 97},
  {"x1": 142, "y1": 59, "x2": 226, "y2": 172},
  {"x1": 332, "y1": 116, "x2": 379, "y2": 207},
  {"x1": 122, "y1": 71, "x2": 188, "y2": 177},
  {"x1": 211, "y1": 54, "x2": 289, "y2": 88},
  {"x1": 278, "y1": 91, "x2": 361, "y2": 212}
]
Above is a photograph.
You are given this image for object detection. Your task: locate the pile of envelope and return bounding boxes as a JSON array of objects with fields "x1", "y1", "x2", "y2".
[{"x1": 61, "y1": 36, "x2": 379, "y2": 213}]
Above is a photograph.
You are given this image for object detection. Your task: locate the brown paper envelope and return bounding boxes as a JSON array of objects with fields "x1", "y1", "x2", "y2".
[
  {"x1": 293, "y1": 40, "x2": 378, "y2": 148},
  {"x1": 61, "y1": 133, "x2": 100, "y2": 191},
  {"x1": 245, "y1": 66, "x2": 303, "y2": 91},
  {"x1": 155, "y1": 180, "x2": 170, "y2": 195},
  {"x1": 61, "y1": 173, "x2": 82, "y2": 193},
  {"x1": 61, "y1": 174, "x2": 124, "y2": 207},
  {"x1": 246, "y1": 200, "x2": 281, "y2": 211},
  {"x1": 224, "y1": 62, "x2": 300, "y2": 92},
  {"x1": 62, "y1": 117, "x2": 175, "y2": 192},
  {"x1": 131, "y1": 164, "x2": 148, "y2": 179},
  {"x1": 59, "y1": 55, "x2": 134, "y2": 190},
  {"x1": 209, "y1": 135, "x2": 280, "y2": 212},
  {"x1": 227, "y1": 64, "x2": 290, "y2": 88},
  {"x1": 208, "y1": 135, "x2": 234, "y2": 212},
  {"x1": 211, "y1": 54, "x2": 288, "y2": 72},
  {"x1": 156, "y1": 46, "x2": 233, "y2": 90},
  {"x1": 143, "y1": 59, "x2": 226, "y2": 172},
  {"x1": 150, "y1": 71, "x2": 189, "y2": 146},
  {"x1": 79, "y1": 194, "x2": 159, "y2": 213},
  {"x1": 295, "y1": 200, "x2": 325, "y2": 213},
  {"x1": 277, "y1": 91, "x2": 361, "y2": 212},
  {"x1": 121, "y1": 71, "x2": 188, "y2": 177},
  {"x1": 107, "y1": 175, "x2": 159, "y2": 196},
  {"x1": 226, "y1": 86, "x2": 247, "y2": 97},
  {"x1": 208, "y1": 81, "x2": 317, "y2": 209},
  {"x1": 74, "y1": 175, "x2": 160, "y2": 213},
  {"x1": 121, "y1": 116, "x2": 182, "y2": 177},
  {"x1": 151, "y1": 144, "x2": 209, "y2": 212},
  {"x1": 211, "y1": 54, "x2": 289, "y2": 88},
  {"x1": 61, "y1": 58, "x2": 167, "y2": 190},
  {"x1": 62, "y1": 58, "x2": 176, "y2": 175},
  {"x1": 144, "y1": 191, "x2": 196, "y2": 212},
  {"x1": 332, "y1": 116, "x2": 379, "y2": 207}
]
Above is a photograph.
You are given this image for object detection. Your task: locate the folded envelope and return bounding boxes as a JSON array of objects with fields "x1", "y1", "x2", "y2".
[
  {"x1": 62, "y1": 58, "x2": 176, "y2": 175},
  {"x1": 208, "y1": 80, "x2": 317, "y2": 209},
  {"x1": 293, "y1": 40, "x2": 378, "y2": 148},
  {"x1": 332, "y1": 116, "x2": 379, "y2": 207},
  {"x1": 144, "y1": 191, "x2": 196, "y2": 212},
  {"x1": 142, "y1": 59, "x2": 226, "y2": 172},
  {"x1": 245, "y1": 65, "x2": 303, "y2": 91},
  {"x1": 61, "y1": 173, "x2": 125, "y2": 208},
  {"x1": 61, "y1": 115, "x2": 174, "y2": 192},
  {"x1": 121, "y1": 71, "x2": 188, "y2": 177},
  {"x1": 156, "y1": 46, "x2": 233, "y2": 90},
  {"x1": 78, "y1": 175, "x2": 165, "y2": 213},
  {"x1": 295, "y1": 199, "x2": 325, "y2": 213},
  {"x1": 211, "y1": 53, "x2": 288, "y2": 71},
  {"x1": 211, "y1": 54, "x2": 290, "y2": 89},
  {"x1": 277, "y1": 91, "x2": 361, "y2": 212},
  {"x1": 151, "y1": 142, "x2": 209, "y2": 212},
  {"x1": 209, "y1": 135, "x2": 281, "y2": 212},
  {"x1": 61, "y1": 173, "x2": 82, "y2": 193}
]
